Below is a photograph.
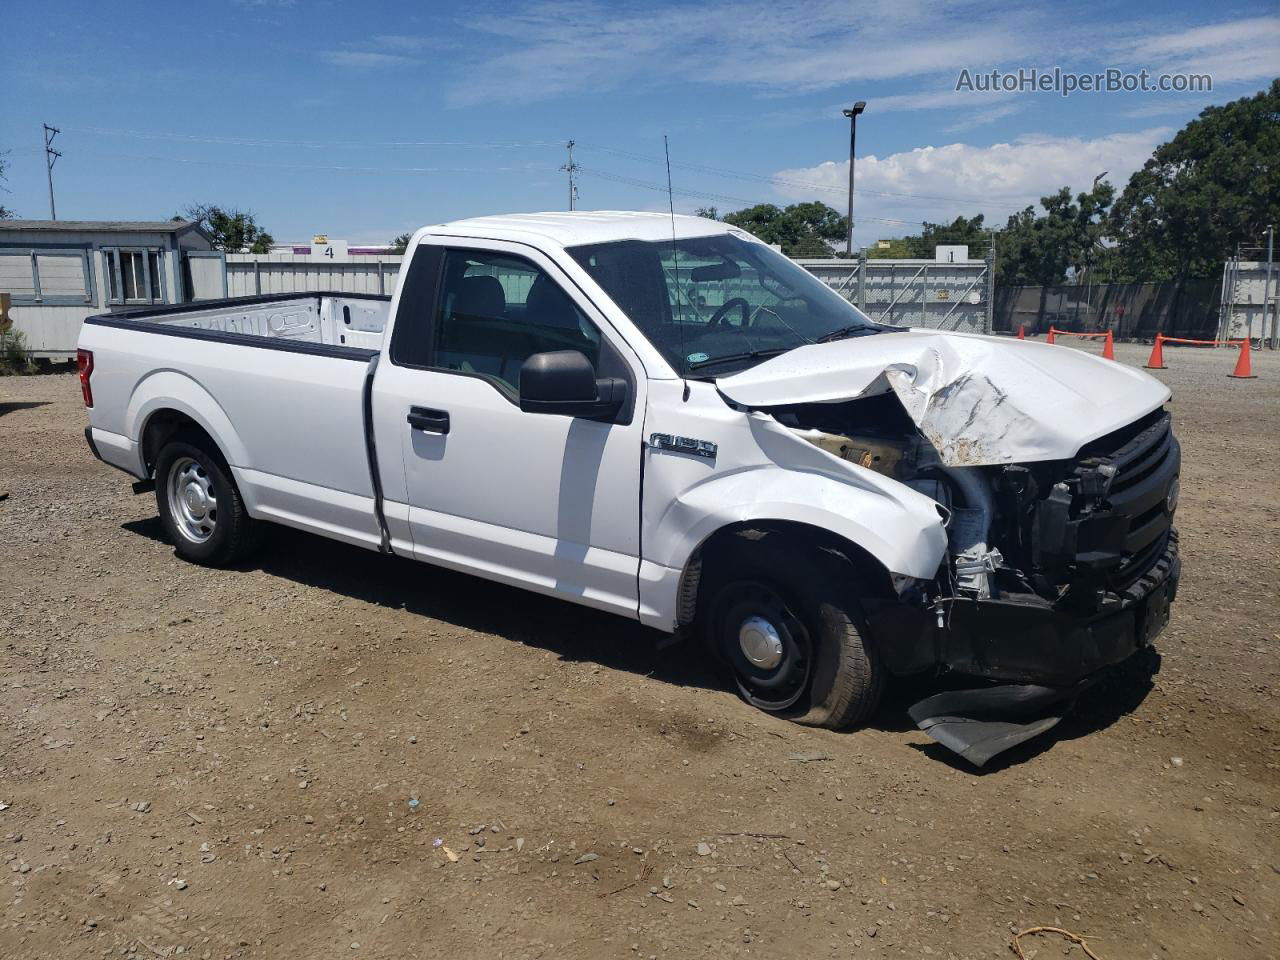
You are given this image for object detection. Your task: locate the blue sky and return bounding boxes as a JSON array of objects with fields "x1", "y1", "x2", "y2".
[{"x1": 1, "y1": 0, "x2": 1276, "y2": 245}]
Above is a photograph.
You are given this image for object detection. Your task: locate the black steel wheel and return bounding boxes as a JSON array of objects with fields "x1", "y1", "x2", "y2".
[
  {"x1": 708, "y1": 579, "x2": 813, "y2": 711},
  {"x1": 700, "y1": 531, "x2": 885, "y2": 728}
]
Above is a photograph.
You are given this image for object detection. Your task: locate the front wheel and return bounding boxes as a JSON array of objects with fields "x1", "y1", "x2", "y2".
[
  {"x1": 154, "y1": 434, "x2": 261, "y2": 566},
  {"x1": 701, "y1": 537, "x2": 884, "y2": 729}
]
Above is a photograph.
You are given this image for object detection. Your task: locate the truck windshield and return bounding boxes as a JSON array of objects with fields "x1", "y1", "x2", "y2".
[{"x1": 568, "y1": 233, "x2": 881, "y2": 376}]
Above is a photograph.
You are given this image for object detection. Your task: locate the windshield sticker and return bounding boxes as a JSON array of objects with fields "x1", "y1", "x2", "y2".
[{"x1": 687, "y1": 352, "x2": 709, "y2": 363}]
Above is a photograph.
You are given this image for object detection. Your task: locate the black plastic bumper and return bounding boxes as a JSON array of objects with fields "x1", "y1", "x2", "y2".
[
  {"x1": 84, "y1": 425, "x2": 153, "y2": 491},
  {"x1": 871, "y1": 530, "x2": 1180, "y2": 688},
  {"x1": 83, "y1": 425, "x2": 103, "y2": 462}
]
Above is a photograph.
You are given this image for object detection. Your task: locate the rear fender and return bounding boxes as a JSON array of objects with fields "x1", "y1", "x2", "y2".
[{"x1": 126, "y1": 370, "x2": 249, "y2": 473}]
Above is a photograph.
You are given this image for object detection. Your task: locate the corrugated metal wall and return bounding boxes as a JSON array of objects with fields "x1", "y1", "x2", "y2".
[
  {"x1": 224, "y1": 254, "x2": 402, "y2": 298},
  {"x1": 796, "y1": 257, "x2": 993, "y2": 334}
]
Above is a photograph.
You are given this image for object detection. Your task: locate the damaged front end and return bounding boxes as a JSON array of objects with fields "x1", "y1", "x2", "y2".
[{"x1": 775, "y1": 397, "x2": 1182, "y2": 765}]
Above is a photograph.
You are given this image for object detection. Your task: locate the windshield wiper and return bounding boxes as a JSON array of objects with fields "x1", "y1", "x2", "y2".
[
  {"x1": 686, "y1": 347, "x2": 793, "y2": 371},
  {"x1": 817, "y1": 324, "x2": 875, "y2": 343},
  {"x1": 817, "y1": 323, "x2": 905, "y2": 343}
]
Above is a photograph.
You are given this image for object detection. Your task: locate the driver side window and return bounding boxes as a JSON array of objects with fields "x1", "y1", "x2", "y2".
[{"x1": 434, "y1": 250, "x2": 601, "y2": 394}]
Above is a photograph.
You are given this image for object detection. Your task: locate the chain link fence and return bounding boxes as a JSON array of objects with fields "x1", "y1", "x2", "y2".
[{"x1": 993, "y1": 279, "x2": 1223, "y2": 341}]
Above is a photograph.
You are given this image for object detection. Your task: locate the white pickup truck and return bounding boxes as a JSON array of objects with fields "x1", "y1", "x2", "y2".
[{"x1": 79, "y1": 212, "x2": 1181, "y2": 764}]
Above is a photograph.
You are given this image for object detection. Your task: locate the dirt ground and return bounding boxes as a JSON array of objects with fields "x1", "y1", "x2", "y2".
[{"x1": 1, "y1": 339, "x2": 1277, "y2": 960}]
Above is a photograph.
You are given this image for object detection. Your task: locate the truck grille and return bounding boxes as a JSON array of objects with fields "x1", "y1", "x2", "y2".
[{"x1": 1076, "y1": 411, "x2": 1180, "y2": 589}]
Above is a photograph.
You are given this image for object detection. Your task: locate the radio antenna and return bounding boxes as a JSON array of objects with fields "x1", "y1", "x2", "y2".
[{"x1": 664, "y1": 135, "x2": 690, "y2": 399}]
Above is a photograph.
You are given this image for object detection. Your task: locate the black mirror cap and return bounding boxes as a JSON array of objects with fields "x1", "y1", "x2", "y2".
[
  {"x1": 519, "y1": 350, "x2": 598, "y2": 404},
  {"x1": 519, "y1": 350, "x2": 628, "y2": 422}
]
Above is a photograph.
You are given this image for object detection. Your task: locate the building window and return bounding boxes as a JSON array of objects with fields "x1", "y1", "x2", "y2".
[
  {"x1": 104, "y1": 248, "x2": 165, "y2": 304},
  {"x1": 0, "y1": 247, "x2": 94, "y2": 304}
]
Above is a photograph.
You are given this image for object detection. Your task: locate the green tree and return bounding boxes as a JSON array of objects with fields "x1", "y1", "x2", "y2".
[
  {"x1": 868, "y1": 215, "x2": 990, "y2": 259},
  {"x1": 1110, "y1": 79, "x2": 1280, "y2": 280},
  {"x1": 692, "y1": 206, "x2": 720, "y2": 220},
  {"x1": 179, "y1": 204, "x2": 275, "y2": 254},
  {"x1": 918, "y1": 214, "x2": 989, "y2": 258},
  {"x1": 866, "y1": 236, "x2": 914, "y2": 259},
  {"x1": 994, "y1": 181, "x2": 1113, "y2": 287},
  {"x1": 389, "y1": 232, "x2": 413, "y2": 255},
  {"x1": 720, "y1": 201, "x2": 849, "y2": 258}
]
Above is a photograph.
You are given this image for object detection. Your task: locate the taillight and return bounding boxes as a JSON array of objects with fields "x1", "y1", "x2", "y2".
[{"x1": 76, "y1": 348, "x2": 94, "y2": 407}]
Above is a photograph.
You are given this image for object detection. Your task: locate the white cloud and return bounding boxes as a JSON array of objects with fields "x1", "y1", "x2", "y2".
[
  {"x1": 943, "y1": 101, "x2": 1025, "y2": 133},
  {"x1": 444, "y1": 0, "x2": 1032, "y2": 106},
  {"x1": 320, "y1": 35, "x2": 436, "y2": 70},
  {"x1": 435, "y1": 3, "x2": 1278, "y2": 109},
  {"x1": 1109, "y1": 15, "x2": 1280, "y2": 87},
  {"x1": 771, "y1": 127, "x2": 1172, "y2": 242},
  {"x1": 865, "y1": 89, "x2": 1020, "y2": 113},
  {"x1": 320, "y1": 50, "x2": 418, "y2": 69}
]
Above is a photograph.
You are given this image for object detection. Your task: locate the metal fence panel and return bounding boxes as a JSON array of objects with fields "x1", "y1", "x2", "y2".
[
  {"x1": 796, "y1": 257, "x2": 992, "y2": 334},
  {"x1": 993, "y1": 280, "x2": 1223, "y2": 341},
  {"x1": 224, "y1": 255, "x2": 401, "y2": 298}
]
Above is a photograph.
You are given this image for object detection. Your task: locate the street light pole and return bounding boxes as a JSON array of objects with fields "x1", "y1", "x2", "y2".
[{"x1": 842, "y1": 102, "x2": 866, "y2": 258}]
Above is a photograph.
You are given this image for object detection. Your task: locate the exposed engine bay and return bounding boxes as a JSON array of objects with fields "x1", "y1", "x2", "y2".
[
  {"x1": 774, "y1": 392, "x2": 1179, "y2": 610},
  {"x1": 768, "y1": 392, "x2": 1182, "y2": 765}
]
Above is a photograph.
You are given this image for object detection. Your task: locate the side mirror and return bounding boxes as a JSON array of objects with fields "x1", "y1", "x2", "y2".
[{"x1": 519, "y1": 350, "x2": 626, "y2": 422}]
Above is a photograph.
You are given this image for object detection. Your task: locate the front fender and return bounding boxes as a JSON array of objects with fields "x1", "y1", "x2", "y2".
[
  {"x1": 126, "y1": 369, "x2": 250, "y2": 470},
  {"x1": 650, "y1": 465, "x2": 949, "y2": 581},
  {"x1": 636, "y1": 464, "x2": 950, "y2": 631}
]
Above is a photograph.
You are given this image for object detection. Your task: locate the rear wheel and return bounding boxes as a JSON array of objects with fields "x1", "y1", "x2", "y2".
[
  {"x1": 701, "y1": 534, "x2": 884, "y2": 728},
  {"x1": 154, "y1": 433, "x2": 261, "y2": 566}
]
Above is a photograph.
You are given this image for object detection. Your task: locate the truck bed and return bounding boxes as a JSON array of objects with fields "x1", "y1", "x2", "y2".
[
  {"x1": 87, "y1": 292, "x2": 391, "y2": 353},
  {"x1": 80, "y1": 291, "x2": 394, "y2": 553}
]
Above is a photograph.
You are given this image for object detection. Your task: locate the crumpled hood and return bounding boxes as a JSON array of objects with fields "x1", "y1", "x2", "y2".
[{"x1": 716, "y1": 330, "x2": 1170, "y2": 466}]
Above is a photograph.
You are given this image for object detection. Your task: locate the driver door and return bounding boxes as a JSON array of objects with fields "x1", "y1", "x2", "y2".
[{"x1": 373, "y1": 240, "x2": 646, "y2": 617}]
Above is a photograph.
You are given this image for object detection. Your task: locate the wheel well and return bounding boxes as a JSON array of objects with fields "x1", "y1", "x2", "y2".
[
  {"x1": 678, "y1": 520, "x2": 896, "y2": 627},
  {"x1": 141, "y1": 410, "x2": 221, "y2": 478}
]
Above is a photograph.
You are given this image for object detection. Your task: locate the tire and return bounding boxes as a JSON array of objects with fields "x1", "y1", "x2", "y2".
[
  {"x1": 154, "y1": 432, "x2": 261, "y2": 567},
  {"x1": 701, "y1": 534, "x2": 884, "y2": 729}
]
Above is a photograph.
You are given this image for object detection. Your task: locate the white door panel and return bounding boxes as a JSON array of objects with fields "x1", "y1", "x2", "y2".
[
  {"x1": 397, "y1": 371, "x2": 641, "y2": 615},
  {"x1": 372, "y1": 238, "x2": 645, "y2": 616}
]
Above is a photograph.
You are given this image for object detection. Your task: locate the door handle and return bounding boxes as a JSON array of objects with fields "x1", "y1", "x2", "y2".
[{"x1": 407, "y1": 406, "x2": 450, "y2": 435}]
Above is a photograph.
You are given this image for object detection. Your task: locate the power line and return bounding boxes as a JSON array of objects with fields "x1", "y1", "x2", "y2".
[
  {"x1": 44, "y1": 124, "x2": 992, "y2": 226},
  {"x1": 69, "y1": 148, "x2": 545, "y2": 176},
  {"x1": 65, "y1": 125, "x2": 560, "y2": 150},
  {"x1": 576, "y1": 142, "x2": 994, "y2": 207},
  {"x1": 61, "y1": 124, "x2": 991, "y2": 206},
  {"x1": 576, "y1": 167, "x2": 926, "y2": 226}
]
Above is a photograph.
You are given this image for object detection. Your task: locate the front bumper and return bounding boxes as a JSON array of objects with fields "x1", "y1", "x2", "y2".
[{"x1": 871, "y1": 529, "x2": 1180, "y2": 688}]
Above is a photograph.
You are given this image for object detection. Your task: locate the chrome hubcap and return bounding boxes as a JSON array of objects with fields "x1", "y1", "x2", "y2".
[
  {"x1": 738, "y1": 615, "x2": 784, "y2": 670},
  {"x1": 167, "y1": 456, "x2": 217, "y2": 543}
]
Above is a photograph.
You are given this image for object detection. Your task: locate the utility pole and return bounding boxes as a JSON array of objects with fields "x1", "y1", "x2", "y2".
[
  {"x1": 1264, "y1": 225, "x2": 1275, "y2": 349},
  {"x1": 560, "y1": 140, "x2": 579, "y2": 211},
  {"x1": 43, "y1": 124, "x2": 61, "y2": 220},
  {"x1": 842, "y1": 102, "x2": 866, "y2": 258}
]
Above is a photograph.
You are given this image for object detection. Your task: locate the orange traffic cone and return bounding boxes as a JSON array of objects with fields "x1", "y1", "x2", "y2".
[
  {"x1": 1102, "y1": 329, "x2": 1115, "y2": 361},
  {"x1": 1046, "y1": 328, "x2": 1056, "y2": 345},
  {"x1": 1144, "y1": 333, "x2": 1166, "y2": 369},
  {"x1": 1228, "y1": 338, "x2": 1257, "y2": 379},
  {"x1": 1017, "y1": 324, "x2": 1026, "y2": 340}
]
